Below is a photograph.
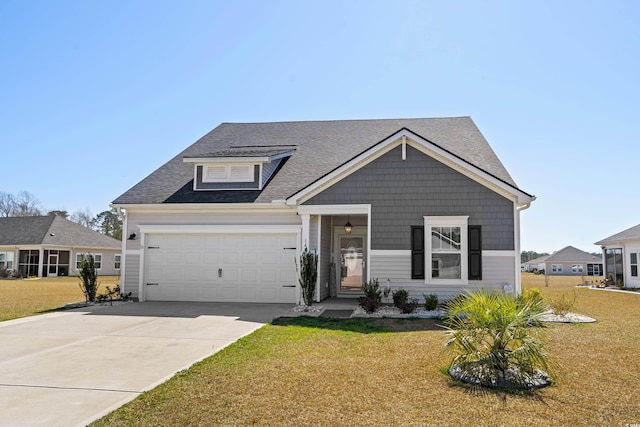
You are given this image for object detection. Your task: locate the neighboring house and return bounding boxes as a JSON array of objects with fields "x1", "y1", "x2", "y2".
[
  {"x1": 0, "y1": 216, "x2": 122, "y2": 277},
  {"x1": 522, "y1": 254, "x2": 550, "y2": 273},
  {"x1": 537, "y1": 246, "x2": 602, "y2": 276},
  {"x1": 595, "y1": 224, "x2": 640, "y2": 288},
  {"x1": 111, "y1": 117, "x2": 535, "y2": 303}
]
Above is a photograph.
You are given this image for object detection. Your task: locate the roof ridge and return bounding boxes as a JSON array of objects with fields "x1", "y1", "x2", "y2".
[{"x1": 219, "y1": 116, "x2": 472, "y2": 126}]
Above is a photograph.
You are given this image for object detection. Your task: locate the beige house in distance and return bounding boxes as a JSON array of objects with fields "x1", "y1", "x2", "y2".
[
  {"x1": 0, "y1": 216, "x2": 121, "y2": 278},
  {"x1": 536, "y1": 246, "x2": 602, "y2": 276}
]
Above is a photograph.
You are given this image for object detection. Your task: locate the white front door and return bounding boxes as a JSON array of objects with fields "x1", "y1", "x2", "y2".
[{"x1": 335, "y1": 231, "x2": 367, "y2": 295}]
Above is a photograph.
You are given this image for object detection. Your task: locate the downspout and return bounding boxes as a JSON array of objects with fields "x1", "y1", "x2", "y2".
[
  {"x1": 514, "y1": 200, "x2": 534, "y2": 295},
  {"x1": 115, "y1": 207, "x2": 127, "y2": 291}
]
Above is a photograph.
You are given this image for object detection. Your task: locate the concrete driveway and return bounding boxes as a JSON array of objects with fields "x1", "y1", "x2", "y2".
[{"x1": 0, "y1": 302, "x2": 292, "y2": 427}]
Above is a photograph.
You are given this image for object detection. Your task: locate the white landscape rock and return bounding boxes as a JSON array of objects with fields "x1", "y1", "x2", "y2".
[{"x1": 352, "y1": 305, "x2": 445, "y2": 319}]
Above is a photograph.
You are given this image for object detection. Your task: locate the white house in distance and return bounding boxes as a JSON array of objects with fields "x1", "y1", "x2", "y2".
[{"x1": 595, "y1": 224, "x2": 640, "y2": 288}]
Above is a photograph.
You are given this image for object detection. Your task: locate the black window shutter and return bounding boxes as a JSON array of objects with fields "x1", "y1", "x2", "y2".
[
  {"x1": 411, "y1": 226, "x2": 424, "y2": 279},
  {"x1": 468, "y1": 225, "x2": 482, "y2": 280}
]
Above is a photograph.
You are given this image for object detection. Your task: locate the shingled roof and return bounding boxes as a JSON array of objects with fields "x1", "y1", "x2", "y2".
[
  {"x1": 112, "y1": 117, "x2": 525, "y2": 205},
  {"x1": 545, "y1": 246, "x2": 601, "y2": 263},
  {"x1": 595, "y1": 224, "x2": 640, "y2": 245},
  {"x1": 0, "y1": 216, "x2": 121, "y2": 249}
]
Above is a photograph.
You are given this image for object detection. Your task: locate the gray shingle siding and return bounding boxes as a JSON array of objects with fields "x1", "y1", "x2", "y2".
[{"x1": 303, "y1": 145, "x2": 514, "y2": 250}]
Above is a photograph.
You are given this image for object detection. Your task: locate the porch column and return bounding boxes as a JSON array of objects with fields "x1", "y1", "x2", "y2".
[
  {"x1": 315, "y1": 215, "x2": 322, "y2": 303},
  {"x1": 37, "y1": 247, "x2": 44, "y2": 277},
  {"x1": 301, "y1": 214, "x2": 311, "y2": 250}
]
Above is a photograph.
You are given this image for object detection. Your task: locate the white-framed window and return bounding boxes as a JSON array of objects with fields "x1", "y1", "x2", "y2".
[
  {"x1": 0, "y1": 252, "x2": 14, "y2": 269},
  {"x1": 631, "y1": 252, "x2": 638, "y2": 277},
  {"x1": 202, "y1": 164, "x2": 254, "y2": 183},
  {"x1": 572, "y1": 264, "x2": 583, "y2": 273},
  {"x1": 552, "y1": 264, "x2": 563, "y2": 273},
  {"x1": 76, "y1": 253, "x2": 102, "y2": 270},
  {"x1": 424, "y1": 216, "x2": 468, "y2": 284},
  {"x1": 114, "y1": 254, "x2": 121, "y2": 270}
]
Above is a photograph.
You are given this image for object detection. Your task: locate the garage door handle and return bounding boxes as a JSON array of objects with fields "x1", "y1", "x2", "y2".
[
  {"x1": 282, "y1": 285, "x2": 296, "y2": 288},
  {"x1": 283, "y1": 247, "x2": 296, "y2": 250},
  {"x1": 147, "y1": 283, "x2": 159, "y2": 286}
]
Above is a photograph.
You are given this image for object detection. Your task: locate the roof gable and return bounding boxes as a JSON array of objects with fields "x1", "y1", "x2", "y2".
[
  {"x1": 112, "y1": 117, "x2": 533, "y2": 206},
  {"x1": 286, "y1": 127, "x2": 534, "y2": 205}
]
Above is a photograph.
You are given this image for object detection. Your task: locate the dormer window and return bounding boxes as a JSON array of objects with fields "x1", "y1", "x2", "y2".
[
  {"x1": 183, "y1": 146, "x2": 295, "y2": 191},
  {"x1": 203, "y1": 164, "x2": 254, "y2": 183}
]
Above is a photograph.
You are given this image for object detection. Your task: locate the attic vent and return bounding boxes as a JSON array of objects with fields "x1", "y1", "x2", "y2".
[
  {"x1": 205, "y1": 166, "x2": 226, "y2": 180},
  {"x1": 202, "y1": 164, "x2": 255, "y2": 183},
  {"x1": 229, "y1": 165, "x2": 252, "y2": 180}
]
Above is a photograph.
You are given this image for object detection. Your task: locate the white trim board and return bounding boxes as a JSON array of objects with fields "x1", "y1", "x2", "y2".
[{"x1": 138, "y1": 224, "x2": 301, "y2": 234}]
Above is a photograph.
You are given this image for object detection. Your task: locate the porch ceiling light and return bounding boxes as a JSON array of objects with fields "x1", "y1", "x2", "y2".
[{"x1": 344, "y1": 216, "x2": 352, "y2": 234}]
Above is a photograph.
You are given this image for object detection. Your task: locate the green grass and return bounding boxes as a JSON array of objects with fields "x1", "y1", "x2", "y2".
[
  {"x1": 91, "y1": 273, "x2": 640, "y2": 426},
  {"x1": 0, "y1": 276, "x2": 120, "y2": 321}
]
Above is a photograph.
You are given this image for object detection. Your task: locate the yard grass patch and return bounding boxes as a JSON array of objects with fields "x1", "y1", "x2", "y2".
[
  {"x1": 0, "y1": 276, "x2": 120, "y2": 321},
  {"x1": 91, "y1": 274, "x2": 640, "y2": 425}
]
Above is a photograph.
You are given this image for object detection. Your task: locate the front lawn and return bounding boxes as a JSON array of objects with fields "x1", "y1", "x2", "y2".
[
  {"x1": 0, "y1": 276, "x2": 120, "y2": 322},
  {"x1": 93, "y1": 274, "x2": 640, "y2": 426}
]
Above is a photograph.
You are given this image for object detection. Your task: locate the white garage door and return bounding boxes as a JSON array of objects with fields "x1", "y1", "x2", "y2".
[{"x1": 144, "y1": 233, "x2": 298, "y2": 303}]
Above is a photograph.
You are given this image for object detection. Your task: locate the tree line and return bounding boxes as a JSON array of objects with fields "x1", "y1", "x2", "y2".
[{"x1": 0, "y1": 191, "x2": 122, "y2": 240}]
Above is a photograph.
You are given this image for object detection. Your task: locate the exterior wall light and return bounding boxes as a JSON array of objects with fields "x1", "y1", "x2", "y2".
[{"x1": 344, "y1": 217, "x2": 352, "y2": 234}]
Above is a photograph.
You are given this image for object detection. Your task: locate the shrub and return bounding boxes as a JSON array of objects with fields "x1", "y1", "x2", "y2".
[
  {"x1": 362, "y1": 278, "x2": 382, "y2": 302},
  {"x1": 549, "y1": 291, "x2": 577, "y2": 316},
  {"x1": 358, "y1": 296, "x2": 379, "y2": 313},
  {"x1": 392, "y1": 288, "x2": 409, "y2": 308},
  {"x1": 0, "y1": 268, "x2": 9, "y2": 279},
  {"x1": 423, "y1": 294, "x2": 439, "y2": 311},
  {"x1": 401, "y1": 298, "x2": 419, "y2": 314},
  {"x1": 443, "y1": 290, "x2": 553, "y2": 389},
  {"x1": 296, "y1": 247, "x2": 318, "y2": 307},
  {"x1": 359, "y1": 278, "x2": 382, "y2": 313},
  {"x1": 78, "y1": 254, "x2": 99, "y2": 303}
]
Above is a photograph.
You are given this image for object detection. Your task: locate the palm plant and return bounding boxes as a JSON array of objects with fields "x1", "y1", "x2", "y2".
[{"x1": 443, "y1": 290, "x2": 553, "y2": 389}]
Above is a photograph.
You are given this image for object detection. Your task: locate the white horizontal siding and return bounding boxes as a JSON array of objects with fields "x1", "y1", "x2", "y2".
[
  {"x1": 124, "y1": 254, "x2": 140, "y2": 299},
  {"x1": 369, "y1": 250, "x2": 515, "y2": 300}
]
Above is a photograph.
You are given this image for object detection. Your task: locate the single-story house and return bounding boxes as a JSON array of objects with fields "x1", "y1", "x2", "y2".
[
  {"x1": 595, "y1": 224, "x2": 640, "y2": 288},
  {"x1": 0, "y1": 215, "x2": 122, "y2": 277},
  {"x1": 535, "y1": 246, "x2": 602, "y2": 276},
  {"x1": 522, "y1": 254, "x2": 550, "y2": 273},
  {"x1": 111, "y1": 117, "x2": 536, "y2": 303}
]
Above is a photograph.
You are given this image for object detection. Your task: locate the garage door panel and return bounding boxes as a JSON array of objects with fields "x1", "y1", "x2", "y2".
[
  {"x1": 145, "y1": 233, "x2": 298, "y2": 303},
  {"x1": 260, "y1": 270, "x2": 277, "y2": 282},
  {"x1": 223, "y1": 251, "x2": 240, "y2": 265},
  {"x1": 241, "y1": 269, "x2": 258, "y2": 283}
]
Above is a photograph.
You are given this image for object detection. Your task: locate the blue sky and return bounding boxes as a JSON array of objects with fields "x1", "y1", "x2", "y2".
[{"x1": 1, "y1": 0, "x2": 638, "y2": 253}]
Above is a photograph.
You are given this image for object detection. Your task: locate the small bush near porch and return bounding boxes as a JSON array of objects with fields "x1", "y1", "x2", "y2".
[
  {"x1": 91, "y1": 274, "x2": 640, "y2": 426},
  {"x1": 0, "y1": 276, "x2": 120, "y2": 322}
]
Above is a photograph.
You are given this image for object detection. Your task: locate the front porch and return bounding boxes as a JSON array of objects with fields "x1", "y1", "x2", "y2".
[{"x1": 299, "y1": 205, "x2": 371, "y2": 302}]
